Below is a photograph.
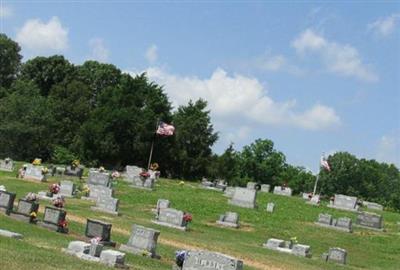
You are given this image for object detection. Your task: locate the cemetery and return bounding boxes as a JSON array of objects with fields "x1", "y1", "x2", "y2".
[{"x1": 314, "y1": 213, "x2": 353, "y2": 232}]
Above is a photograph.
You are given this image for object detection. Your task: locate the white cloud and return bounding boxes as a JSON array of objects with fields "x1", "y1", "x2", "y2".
[
  {"x1": 0, "y1": 4, "x2": 13, "y2": 18},
  {"x1": 368, "y1": 14, "x2": 400, "y2": 37},
  {"x1": 376, "y1": 135, "x2": 400, "y2": 166},
  {"x1": 16, "y1": 16, "x2": 68, "y2": 53},
  {"x1": 145, "y1": 44, "x2": 158, "y2": 63},
  {"x1": 139, "y1": 67, "x2": 340, "y2": 132},
  {"x1": 88, "y1": 38, "x2": 109, "y2": 63},
  {"x1": 292, "y1": 29, "x2": 378, "y2": 83}
]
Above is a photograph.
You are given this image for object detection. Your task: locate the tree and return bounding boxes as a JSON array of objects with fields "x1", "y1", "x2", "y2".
[
  {"x1": 0, "y1": 34, "x2": 22, "y2": 88},
  {"x1": 278, "y1": 164, "x2": 315, "y2": 193},
  {"x1": 20, "y1": 55, "x2": 75, "y2": 96},
  {"x1": 171, "y1": 99, "x2": 218, "y2": 179},
  {"x1": 216, "y1": 143, "x2": 241, "y2": 185}
]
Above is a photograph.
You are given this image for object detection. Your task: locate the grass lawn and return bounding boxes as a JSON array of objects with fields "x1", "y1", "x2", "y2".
[{"x1": 1, "y1": 163, "x2": 400, "y2": 270}]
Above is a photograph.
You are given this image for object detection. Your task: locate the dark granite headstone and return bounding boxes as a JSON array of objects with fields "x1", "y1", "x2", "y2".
[{"x1": 85, "y1": 219, "x2": 113, "y2": 245}]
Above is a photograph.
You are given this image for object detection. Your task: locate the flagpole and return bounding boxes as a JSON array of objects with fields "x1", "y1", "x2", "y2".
[
  {"x1": 313, "y1": 154, "x2": 322, "y2": 194},
  {"x1": 147, "y1": 120, "x2": 160, "y2": 170}
]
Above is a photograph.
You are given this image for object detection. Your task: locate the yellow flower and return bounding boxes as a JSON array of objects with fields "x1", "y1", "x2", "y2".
[
  {"x1": 30, "y1": 212, "x2": 37, "y2": 218},
  {"x1": 32, "y1": 158, "x2": 42, "y2": 165},
  {"x1": 179, "y1": 181, "x2": 185, "y2": 186}
]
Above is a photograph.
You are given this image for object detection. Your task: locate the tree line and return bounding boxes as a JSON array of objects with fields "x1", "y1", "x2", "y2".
[{"x1": 0, "y1": 34, "x2": 399, "y2": 210}]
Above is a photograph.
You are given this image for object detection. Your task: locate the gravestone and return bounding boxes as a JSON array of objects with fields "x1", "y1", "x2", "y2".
[
  {"x1": 99, "y1": 250, "x2": 126, "y2": 267},
  {"x1": 246, "y1": 182, "x2": 257, "y2": 190},
  {"x1": 228, "y1": 187, "x2": 257, "y2": 208},
  {"x1": 266, "y1": 202, "x2": 275, "y2": 213},
  {"x1": 355, "y1": 212, "x2": 383, "y2": 231},
  {"x1": 9, "y1": 199, "x2": 39, "y2": 223},
  {"x1": 125, "y1": 165, "x2": 142, "y2": 182},
  {"x1": 0, "y1": 191, "x2": 16, "y2": 215},
  {"x1": 362, "y1": 201, "x2": 384, "y2": 211},
  {"x1": 131, "y1": 176, "x2": 154, "y2": 190},
  {"x1": 336, "y1": 217, "x2": 352, "y2": 231},
  {"x1": 0, "y1": 229, "x2": 23, "y2": 239},
  {"x1": 263, "y1": 238, "x2": 311, "y2": 258},
  {"x1": 307, "y1": 194, "x2": 320, "y2": 205},
  {"x1": 273, "y1": 186, "x2": 292, "y2": 196},
  {"x1": 328, "y1": 194, "x2": 359, "y2": 212},
  {"x1": 0, "y1": 158, "x2": 14, "y2": 172},
  {"x1": 120, "y1": 224, "x2": 160, "y2": 258},
  {"x1": 88, "y1": 171, "x2": 111, "y2": 187},
  {"x1": 292, "y1": 244, "x2": 311, "y2": 257},
  {"x1": 24, "y1": 165, "x2": 46, "y2": 182},
  {"x1": 317, "y1": 213, "x2": 332, "y2": 225},
  {"x1": 91, "y1": 196, "x2": 119, "y2": 215},
  {"x1": 215, "y1": 179, "x2": 227, "y2": 191},
  {"x1": 59, "y1": 180, "x2": 76, "y2": 197},
  {"x1": 38, "y1": 206, "x2": 68, "y2": 233},
  {"x1": 83, "y1": 185, "x2": 113, "y2": 201},
  {"x1": 302, "y1": 192, "x2": 311, "y2": 200},
  {"x1": 85, "y1": 219, "x2": 114, "y2": 246},
  {"x1": 315, "y1": 213, "x2": 352, "y2": 233},
  {"x1": 217, "y1": 212, "x2": 239, "y2": 228},
  {"x1": 152, "y1": 208, "x2": 187, "y2": 231},
  {"x1": 182, "y1": 250, "x2": 243, "y2": 270},
  {"x1": 223, "y1": 187, "x2": 235, "y2": 198},
  {"x1": 64, "y1": 165, "x2": 84, "y2": 178},
  {"x1": 153, "y1": 199, "x2": 170, "y2": 215},
  {"x1": 325, "y1": 247, "x2": 347, "y2": 265},
  {"x1": 260, "y1": 184, "x2": 270, "y2": 193}
]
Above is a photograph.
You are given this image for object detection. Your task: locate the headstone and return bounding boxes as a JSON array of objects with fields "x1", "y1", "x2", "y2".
[
  {"x1": 260, "y1": 184, "x2": 270, "y2": 193},
  {"x1": 152, "y1": 208, "x2": 187, "y2": 231},
  {"x1": 131, "y1": 176, "x2": 154, "y2": 190},
  {"x1": 355, "y1": 212, "x2": 383, "y2": 231},
  {"x1": 24, "y1": 165, "x2": 46, "y2": 182},
  {"x1": 120, "y1": 224, "x2": 160, "y2": 258},
  {"x1": 315, "y1": 213, "x2": 352, "y2": 233},
  {"x1": 328, "y1": 194, "x2": 359, "y2": 212},
  {"x1": 99, "y1": 250, "x2": 126, "y2": 267},
  {"x1": 9, "y1": 199, "x2": 39, "y2": 223},
  {"x1": 38, "y1": 206, "x2": 68, "y2": 233},
  {"x1": 223, "y1": 187, "x2": 235, "y2": 198},
  {"x1": 64, "y1": 165, "x2": 84, "y2": 178},
  {"x1": 246, "y1": 182, "x2": 257, "y2": 190},
  {"x1": 273, "y1": 186, "x2": 292, "y2": 196},
  {"x1": 263, "y1": 238, "x2": 311, "y2": 258},
  {"x1": 292, "y1": 244, "x2": 311, "y2": 257},
  {"x1": 89, "y1": 243, "x2": 103, "y2": 257},
  {"x1": 215, "y1": 179, "x2": 227, "y2": 191},
  {"x1": 308, "y1": 194, "x2": 320, "y2": 205},
  {"x1": 125, "y1": 165, "x2": 143, "y2": 182},
  {"x1": 317, "y1": 213, "x2": 332, "y2": 225},
  {"x1": 182, "y1": 250, "x2": 243, "y2": 270},
  {"x1": 326, "y1": 247, "x2": 347, "y2": 265},
  {"x1": 59, "y1": 180, "x2": 75, "y2": 197},
  {"x1": 83, "y1": 185, "x2": 113, "y2": 201},
  {"x1": 228, "y1": 187, "x2": 257, "y2": 208},
  {"x1": 0, "y1": 191, "x2": 16, "y2": 214},
  {"x1": 87, "y1": 171, "x2": 111, "y2": 187},
  {"x1": 91, "y1": 196, "x2": 119, "y2": 215},
  {"x1": 85, "y1": 219, "x2": 113, "y2": 245},
  {"x1": 263, "y1": 238, "x2": 285, "y2": 250},
  {"x1": 336, "y1": 217, "x2": 352, "y2": 231},
  {"x1": 0, "y1": 158, "x2": 14, "y2": 172},
  {"x1": 217, "y1": 212, "x2": 239, "y2": 228},
  {"x1": 153, "y1": 199, "x2": 170, "y2": 215},
  {"x1": 0, "y1": 229, "x2": 23, "y2": 239},
  {"x1": 362, "y1": 201, "x2": 384, "y2": 211},
  {"x1": 302, "y1": 192, "x2": 310, "y2": 200},
  {"x1": 266, "y1": 203, "x2": 275, "y2": 213}
]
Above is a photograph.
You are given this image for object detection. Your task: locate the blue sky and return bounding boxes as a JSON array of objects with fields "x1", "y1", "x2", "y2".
[{"x1": 1, "y1": 1, "x2": 399, "y2": 171}]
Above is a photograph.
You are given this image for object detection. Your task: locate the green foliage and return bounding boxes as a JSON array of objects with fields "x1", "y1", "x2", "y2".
[
  {"x1": 0, "y1": 34, "x2": 22, "y2": 88},
  {"x1": 51, "y1": 145, "x2": 78, "y2": 164}
]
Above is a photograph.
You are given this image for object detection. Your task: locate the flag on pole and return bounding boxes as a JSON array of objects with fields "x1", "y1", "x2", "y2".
[
  {"x1": 320, "y1": 155, "x2": 331, "y2": 171},
  {"x1": 156, "y1": 121, "x2": 175, "y2": 136}
]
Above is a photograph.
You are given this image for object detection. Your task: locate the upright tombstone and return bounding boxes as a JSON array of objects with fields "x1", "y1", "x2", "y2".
[
  {"x1": 9, "y1": 199, "x2": 39, "y2": 223},
  {"x1": 152, "y1": 208, "x2": 187, "y2": 231},
  {"x1": 131, "y1": 174, "x2": 154, "y2": 191},
  {"x1": 266, "y1": 202, "x2": 275, "y2": 213},
  {"x1": 246, "y1": 182, "x2": 257, "y2": 190},
  {"x1": 324, "y1": 248, "x2": 347, "y2": 265},
  {"x1": 273, "y1": 186, "x2": 293, "y2": 197},
  {"x1": 152, "y1": 199, "x2": 170, "y2": 215},
  {"x1": 181, "y1": 250, "x2": 243, "y2": 270},
  {"x1": 0, "y1": 158, "x2": 14, "y2": 172},
  {"x1": 228, "y1": 187, "x2": 257, "y2": 208},
  {"x1": 315, "y1": 214, "x2": 352, "y2": 233},
  {"x1": 24, "y1": 165, "x2": 46, "y2": 182},
  {"x1": 38, "y1": 206, "x2": 68, "y2": 233},
  {"x1": 355, "y1": 212, "x2": 384, "y2": 231},
  {"x1": 88, "y1": 171, "x2": 111, "y2": 187},
  {"x1": 0, "y1": 191, "x2": 16, "y2": 215},
  {"x1": 59, "y1": 180, "x2": 76, "y2": 197},
  {"x1": 120, "y1": 224, "x2": 160, "y2": 258},
  {"x1": 64, "y1": 165, "x2": 84, "y2": 178},
  {"x1": 91, "y1": 196, "x2": 119, "y2": 215},
  {"x1": 217, "y1": 212, "x2": 239, "y2": 228},
  {"x1": 260, "y1": 184, "x2": 270, "y2": 193},
  {"x1": 85, "y1": 219, "x2": 114, "y2": 246},
  {"x1": 328, "y1": 194, "x2": 359, "y2": 212},
  {"x1": 362, "y1": 201, "x2": 384, "y2": 211},
  {"x1": 125, "y1": 165, "x2": 143, "y2": 183},
  {"x1": 223, "y1": 187, "x2": 235, "y2": 198},
  {"x1": 263, "y1": 238, "x2": 311, "y2": 258},
  {"x1": 215, "y1": 179, "x2": 227, "y2": 191},
  {"x1": 83, "y1": 185, "x2": 113, "y2": 201},
  {"x1": 307, "y1": 194, "x2": 320, "y2": 205}
]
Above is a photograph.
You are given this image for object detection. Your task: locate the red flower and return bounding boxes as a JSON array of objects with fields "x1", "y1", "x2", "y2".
[
  {"x1": 58, "y1": 219, "x2": 68, "y2": 228},
  {"x1": 183, "y1": 213, "x2": 192, "y2": 223},
  {"x1": 140, "y1": 171, "x2": 150, "y2": 178}
]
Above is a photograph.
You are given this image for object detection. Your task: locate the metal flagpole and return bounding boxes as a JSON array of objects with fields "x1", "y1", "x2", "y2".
[
  {"x1": 313, "y1": 154, "x2": 322, "y2": 194},
  {"x1": 147, "y1": 120, "x2": 160, "y2": 170}
]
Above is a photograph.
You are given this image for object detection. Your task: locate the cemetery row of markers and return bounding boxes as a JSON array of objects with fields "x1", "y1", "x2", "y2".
[{"x1": 0, "y1": 158, "x2": 387, "y2": 269}]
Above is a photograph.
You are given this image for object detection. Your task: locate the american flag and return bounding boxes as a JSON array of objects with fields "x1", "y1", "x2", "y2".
[
  {"x1": 320, "y1": 155, "x2": 331, "y2": 171},
  {"x1": 156, "y1": 122, "x2": 175, "y2": 136}
]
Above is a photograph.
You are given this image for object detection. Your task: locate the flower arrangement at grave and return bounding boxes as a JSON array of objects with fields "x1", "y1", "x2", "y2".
[
  {"x1": 141, "y1": 250, "x2": 152, "y2": 257},
  {"x1": 58, "y1": 218, "x2": 68, "y2": 229},
  {"x1": 175, "y1": 250, "x2": 188, "y2": 267},
  {"x1": 32, "y1": 158, "x2": 42, "y2": 165},
  {"x1": 289, "y1": 236, "x2": 298, "y2": 248},
  {"x1": 179, "y1": 181, "x2": 185, "y2": 186},
  {"x1": 111, "y1": 171, "x2": 120, "y2": 179},
  {"x1": 150, "y1": 162, "x2": 159, "y2": 171},
  {"x1": 49, "y1": 183, "x2": 61, "y2": 195},
  {"x1": 41, "y1": 167, "x2": 49, "y2": 175},
  {"x1": 183, "y1": 212, "x2": 193, "y2": 226},
  {"x1": 99, "y1": 166, "x2": 105, "y2": 172},
  {"x1": 30, "y1": 211, "x2": 37, "y2": 222},
  {"x1": 72, "y1": 159, "x2": 80, "y2": 168},
  {"x1": 90, "y1": 236, "x2": 102, "y2": 244},
  {"x1": 81, "y1": 184, "x2": 90, "y2": 197},
  {"x1": 25, "y1": 192, "x2": 38, "y2": 202},
  {"x1": 52, "y1": 196, "x2": 65, "y2": 208},
  {"x1": 139, "y1": 170, "x2": 150, "y2": 179}
]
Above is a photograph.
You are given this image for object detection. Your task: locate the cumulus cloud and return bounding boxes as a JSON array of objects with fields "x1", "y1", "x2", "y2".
[
  {"x1": 376, "y1": 135, "x2": 400, "y2": 166},
  {"x1": 88, "y1": 38, "x2": 109, "y2": 62},
  {"x1": 0, "y1": 4, "x2": 13, "y2": 18},
  {"x1": 145, "y1": 44, "x2": 158, "y2": 63},
  {"x1": 292, "y1": 29, "x2": 378, "y2": 82},
  {"x1": 368, "y1": 14, "x2": 400, "y2": 37},
  {"x1": 141, "y1": 67, "x2": 340, "y2": 132},
  {"x1": 16, "y1": 16, "x2": 68, "y2": 53}
]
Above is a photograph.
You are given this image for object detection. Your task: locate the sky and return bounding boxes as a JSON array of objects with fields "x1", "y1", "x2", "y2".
[{"x1": 1, "y1": 1, "x2": 399, "y2": 172}]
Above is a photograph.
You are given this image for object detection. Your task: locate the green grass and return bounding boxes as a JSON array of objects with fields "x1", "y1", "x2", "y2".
[{"x1": 1, "y1": 164, "x2": 400, "y2": 270}]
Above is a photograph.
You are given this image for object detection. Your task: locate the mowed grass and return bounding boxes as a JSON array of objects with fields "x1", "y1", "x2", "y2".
[{"x1": 1, "y1": 165, "x2": 400, "y2": 270}]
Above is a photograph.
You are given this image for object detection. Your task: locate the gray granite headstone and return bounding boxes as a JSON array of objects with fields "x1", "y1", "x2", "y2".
[
  {"x1": 0, "y1": 158, "x2": 14, "y2": 172},
  {"x1": 362, "y1": 201, "x2": 384, "y2": 211},
  {"x1": 182, "y1": 250, "x2": 243, "y2": 270},
  {"x1": 223, "y1": 187, "x2": 235, "y2": 198},
  {"x1": 64, "y1": 165, "x2": 84, "y2": 178},
  {"x1": 217, "y1": 212, "x2": 239, "y2": 228},
  {"x1": 0, "y1": 191, "x2": 16, "y2": 214},
  {"x1": 120, "y1": 224, "x2": 160, "y2": 258},
  {"x1": 273, "y1": 186, "x2": 292, "y2": 196},
  {"x1": 329, "y1": 194, "x2": 359, "y2": 211},
  {"x1": 0, "y1": 229, "x2": 23, "y2": 239},
  {"x1": 260, "y1": 184, "x2": 270, "y2": 193},
  {"x1": 327, "y1": 248, "x2": 347, "y2": 264},
  {"x1": 153, "y1": 208, "x2": 186, "y2": 230},
  {"x1": 263, "y1": 238, "x2": 285, "y2": 249},
  {"x1": 318, "y1": 213, "x2": 332, "y2": 225},
  {"x1": 86, "y1": 185, "x2": 113, "y2": 201},
  {"x1": 266, "y1": 203, "x2": 275, "y2": 213},
  {"x1": 24, "y1": 165, "x2": 46, "y2": 181},
  {"x1": 92, "y1": 196, "x2": 119, "y2": 215},
  {"x1": 156, "y1": 199, "x2": 170, "y2": 212},
  {"x1": 336, "y1": 217, "x2": 352, "y2": 231},
  {"x1": 246, "y1": 182, "x2": 257, "y2": 190},
  {"x1": 16, "y1": 199, "x2": 39, "y2": 216},
  {"x1": 356, "y1": 212, "x2": 383, "y2": 230},
  {"x1": 88, "y1": 171, "x2": 111, "y2": 187},
  {"x1": 228, "y1": 187, "x2": 257, "y2": 208},
  {"x1": 125, "y1": 165, "x2": 142, "y2": 182},
  {"x1": 59, "y1": 180, "x2": 75, "y2": 197}
]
